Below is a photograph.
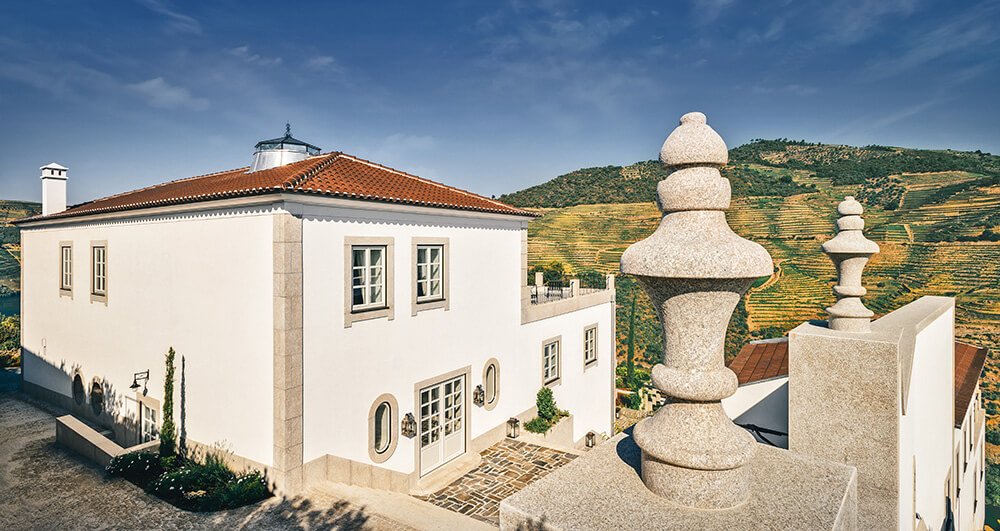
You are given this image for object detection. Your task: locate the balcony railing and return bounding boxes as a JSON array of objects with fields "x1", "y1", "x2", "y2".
[{"x1": 521, "y1": 273, "x2": 616, "y2": 324}]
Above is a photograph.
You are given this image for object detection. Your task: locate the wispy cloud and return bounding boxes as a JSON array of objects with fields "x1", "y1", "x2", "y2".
[
  {"x1": 821, "y1": 0, "x2": 918, "y2": 44},
  {"x1": 750, "y1": 83, "x2": 819, "y2": 96},
  {"x1": 691, "y1": 0, "x2": 736, "y2": 24},
  {"x1": 305, "y1": 55, "x2": 341, "y2": 73},
  {"x1": 864, "y1": 2, "x2": 1000, "y2": 78},
  {"x1": 126, "y1": 77, "x2": 208, "y2": 110},
  {"x1": 227, "y1": 46, "x2": 283, "y2": 67},
  {"x1": 137, "y1": 0, "x2": 201, "y2": 35},
  {"x1": 830, "y1": 97, "x2": 946, "y2": 138}
]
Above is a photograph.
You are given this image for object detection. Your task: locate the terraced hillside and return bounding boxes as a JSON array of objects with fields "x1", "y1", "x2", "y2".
[
  {"x1": 0, "y1": 200, "x2": 40, "y2": 293},
  {"x1": 508, "y1": 141, "x2": 1000, "y2": 482}
]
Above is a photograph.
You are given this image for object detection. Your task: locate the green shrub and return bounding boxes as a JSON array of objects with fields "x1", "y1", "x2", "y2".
[
  {"x1": 160, "y1": 347, "x2": 177, "y2": 457},
  {"x1": 987, "y1": 429, "x2": 1000, "y2": 446},
  {"x1": 621, "y1": 391, "x2": 642, "y2": 410},
  {"x1": 107, "y1": 451, "x2": 164, "y2": 487},
  {"x1": 216, "y1": 471, "x2": 270, "y2": 509},
  {"x1": 524, "y1": 417, "x2": 551, "y2": 434},
  {"x1": 536, "y1": 387, "x2": 558, "y2": 422}
]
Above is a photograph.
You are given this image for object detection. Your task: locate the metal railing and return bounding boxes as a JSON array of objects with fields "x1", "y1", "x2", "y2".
[{"x1": 527, "y1": 274, "x2": 615, "y2": 305}]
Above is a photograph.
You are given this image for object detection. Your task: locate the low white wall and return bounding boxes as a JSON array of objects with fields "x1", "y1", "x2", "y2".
[
  {"x1": 21, "y1": 207, "x2": 276, "y2": 466},
  {"x1": 722, "y1": 377, "x2": 789, "y2": 448}
]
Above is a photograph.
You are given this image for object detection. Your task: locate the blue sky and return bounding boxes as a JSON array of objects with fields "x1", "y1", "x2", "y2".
[{"x1": 1, "y1": 0, "x2": 998, "y2": 204}]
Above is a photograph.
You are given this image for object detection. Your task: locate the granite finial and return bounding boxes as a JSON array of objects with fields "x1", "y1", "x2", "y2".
[{"x1": 822, "y1": 196, "x2": 880, "y2": 332}]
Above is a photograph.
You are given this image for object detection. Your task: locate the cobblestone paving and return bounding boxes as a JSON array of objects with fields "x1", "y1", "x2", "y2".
[{"x1": 417, "y1": 439, "x2": 578, "y2": 525}]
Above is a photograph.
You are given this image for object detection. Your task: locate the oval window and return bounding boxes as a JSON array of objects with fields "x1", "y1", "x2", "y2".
[
  {"x1": 373, "y1": 402, "x2": 391, "y2": 453},
  {"x1": 72, "y1": 375, "x2": 85, "y2": 405},
  {"x1": 90, "y1": 381, "x2": 104, "y2": 416},
  {"x1": 485, "y1": 364, "x2": 497, "y2": 405}
]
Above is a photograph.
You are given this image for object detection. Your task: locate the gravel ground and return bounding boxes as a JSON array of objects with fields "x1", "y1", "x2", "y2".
[{"x1": 0, "y1": 390, "x2": 406, "y2": 530}]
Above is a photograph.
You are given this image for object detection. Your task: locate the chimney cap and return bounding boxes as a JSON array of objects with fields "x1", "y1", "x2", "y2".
[{"x1": 40, "y1": 162, "x2": 68, "y2": 171}]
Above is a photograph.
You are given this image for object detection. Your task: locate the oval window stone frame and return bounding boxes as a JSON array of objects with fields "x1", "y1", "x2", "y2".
[
  {"x1": 482, "y1": 358, "x2": 500, "y2": 411},
  {"x1": 368, "y1": 393, "x2": 399, "y2": 463}
]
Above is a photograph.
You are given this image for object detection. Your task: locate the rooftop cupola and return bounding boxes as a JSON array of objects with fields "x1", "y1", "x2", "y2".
[
  {"x1": 249, "y1": 123, "x2": 321, "y2": 173},
  {"x1": 40, "y1": 162, "x2": 69, "y2": 215}
]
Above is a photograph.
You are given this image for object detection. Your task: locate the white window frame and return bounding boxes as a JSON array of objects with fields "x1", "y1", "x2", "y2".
[
  {"x1": 90, "y1": 241, "x2": 108, "y2": 304},
  {"x1": 583, "y1": 324, "x2": 598, "y2": 367},
  {"x1": 411, "y1": 237, "x2": 449, "y2": 315},
  {"x1": 482, "y1": 358, "x2": 500, "y2": 411},
  {"x1": 542, "y1": 337, "x2": 561, "y2": 385},
  {"x1": 344, "y1": 237, "x2": 394, "y2": 327},
  {"x1": 59, "y1": 242, "x2": 73, "y2": 294},
  {"x1": 351, "y1": 245, "x2": 387, "y2": 311},
  {"x1": 415, "y1": 244, "x2": 445, "y2": 302},
  {"x1": 368, "y1": 393, "x2": 399, "y2": 463},
  {"x1": 141, "y1": 402, "x2": 158, "y2": 443}
]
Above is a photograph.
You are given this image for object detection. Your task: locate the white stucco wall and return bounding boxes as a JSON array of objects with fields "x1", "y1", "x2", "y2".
[
  {"x1": 722, "y1": 377, "x2": 789, "y2": 449},
  {"x1": 954, "y1": 387, "x2": 985, "y2": 531},
  {"x1": 899, "y1": 306, "x2": 954, "y2": 530},
  {"x1": 299, "y1": 203, "x2": 615, "y2": 476},
  {"x1": 20, "y1": 207, "x2": 275, "y2": 465}
]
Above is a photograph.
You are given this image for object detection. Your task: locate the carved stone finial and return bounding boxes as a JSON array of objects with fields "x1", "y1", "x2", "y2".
[
  {"x1": 620, "y1": 112, "x2": 773, "y2": 509},
  {"x1": 822, "y1": 196, "x2": 880, "y2": 332}
]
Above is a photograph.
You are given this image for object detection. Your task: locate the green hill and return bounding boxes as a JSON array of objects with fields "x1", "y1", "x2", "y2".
[
  {"x1": 505, "y1": 138, "x2": 1000, "y2": 448},
  {"x1": 0, "y1": 200, "x2": 40, "y2": 294}
]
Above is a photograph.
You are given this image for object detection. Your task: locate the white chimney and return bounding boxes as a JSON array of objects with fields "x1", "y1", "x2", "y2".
[
  {"x1": 40, "y1": 162, "x2": 68, "y2": 215},
  {"x1": 249, "y1": 124, "x2": 321, "y2": 173}
]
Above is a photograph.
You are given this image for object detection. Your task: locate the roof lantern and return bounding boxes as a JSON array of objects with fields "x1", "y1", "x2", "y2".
[{"x1": 249, "y1": 123, "x2": 321, "y2": 172}]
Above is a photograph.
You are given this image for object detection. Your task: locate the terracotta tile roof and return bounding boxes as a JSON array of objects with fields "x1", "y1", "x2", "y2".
[
  {"x1": 954, "y1": 341, "x2": 988, "y2": 428},
  {"x1": 729, "y1": 338, "x2": 989, "y2": 428},
  {"x1": 17, "y1": 152, "x2": 535, "y2": 223},
  {"x1": 729, "y1": 339, "x2": 789, "y2": 385}
]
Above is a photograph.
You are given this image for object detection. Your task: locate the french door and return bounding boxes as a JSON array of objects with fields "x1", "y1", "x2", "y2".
[{"x1": 419, "y1": 375, "x2": 466, "y2": 476}]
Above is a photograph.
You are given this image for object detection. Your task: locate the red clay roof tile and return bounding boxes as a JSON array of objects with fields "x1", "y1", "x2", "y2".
[{"x1": 18, "y1": 152, "x2": 535, "y2": 222}]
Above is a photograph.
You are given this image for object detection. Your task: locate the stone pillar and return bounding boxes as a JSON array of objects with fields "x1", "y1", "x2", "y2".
[
  {"x1": 620, "y1": 112, "x2": 773, "y2": 509},
  {"x1": 570, "y1": 278, "x2": 580, "y2": 297},
  {"x1": 822, "y1": 196, "x2": 879, "y2": 333},
  {"x1": 534, "y1": 271, "x2": 544, "y2": 287},
  {"x1": 273, "y1": 208, "x2": 304, "y2": 495}
]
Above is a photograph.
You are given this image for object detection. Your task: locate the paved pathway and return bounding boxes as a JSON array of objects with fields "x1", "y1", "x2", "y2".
[
  {"x1": 417, "y1": 439, "x2": 577, "y2": 525},
  {"x1": 0, "y1": 392, "x2": 409, "y2": 530}
]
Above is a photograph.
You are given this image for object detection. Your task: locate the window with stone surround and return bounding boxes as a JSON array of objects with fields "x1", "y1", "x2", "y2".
[
  {"x1": 90, "y1": 242, "x2": 107, "y2": 303},
  {"x1": 368, "y1": 393, "x2": 399, "y2": 463},
  {"x1": 583, "y1": 324, "x2": 598, "y2": 366},
  {"x1": 411, "y1": 237, "x2": 449, "y2": 315},
  {"x1": 543, "y1": 338, "x2": 561, "y2": 385},
  {"x1": 59, "y1": 244, "x2": 72, "y2": 292}
]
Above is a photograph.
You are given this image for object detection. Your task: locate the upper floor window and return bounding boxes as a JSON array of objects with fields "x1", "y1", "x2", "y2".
[
  {"x1": 91, "y1": 244, "x2": 107, "y2": 298},
  {"x1": 352, "y1": 246, "x2": 386, "y2": 311},
  {"x1": 60, "y1": 244, "x2": 73, "y2": 291},
  {"x1": 543, "y1": 338, "x2": 561, "y2": 385},
  {"x1": 416, "y1": 244, "x2": 444, "y2": 302},
  {"x1": 584, "y1": 325, "x2": 598, "y2": 366}
]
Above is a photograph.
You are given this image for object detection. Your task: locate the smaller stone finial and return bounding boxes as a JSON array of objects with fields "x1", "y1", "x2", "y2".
[{"x1": 822, "y1": 196, "x2": 880, "y2": 332}]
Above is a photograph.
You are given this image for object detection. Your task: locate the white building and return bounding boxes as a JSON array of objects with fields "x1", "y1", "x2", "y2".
[
  {"x1": 15, "y1": 129, "x2": 616, "y2": 495},
  {"x1": 723, "y1": 299, "x2": 987, "y2": 530}
]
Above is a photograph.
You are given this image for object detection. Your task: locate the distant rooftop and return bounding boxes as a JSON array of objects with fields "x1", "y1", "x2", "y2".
[{"x1": 729, "y1": 338, "x2": 988, "y2": 428}]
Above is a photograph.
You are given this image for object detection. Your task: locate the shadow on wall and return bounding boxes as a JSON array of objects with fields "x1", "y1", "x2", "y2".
[{"x1": 19, "y1": 346, "x2": 192, "y2": 451}]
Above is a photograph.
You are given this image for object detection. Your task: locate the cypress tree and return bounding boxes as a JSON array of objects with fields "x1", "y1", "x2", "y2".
[{"x1": 160, "y1": 347, "x2": 176, "y2": 456}]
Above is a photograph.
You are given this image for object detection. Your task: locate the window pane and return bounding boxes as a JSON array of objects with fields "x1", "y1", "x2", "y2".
[
  {"x1": 429, "y1": 264, "x2": 441, "y2": 280},
  {"x1": 352, "y1": 249, "x2": 365, "y2": 267},
  {"x1": 370, "y1": 285, "x2": 383, "y2": 304},
  {"x1": 416, "y1": 264, "x2": 427, "y2": 281},
  {"x1": 430, "y1": 247, "x2": 441, "y2": 263},
  {"x1": 370, "y1": 248, "x2": 383, "y2": 266},
  {"x1": 417, "y1": 280, "x2": 427, "y2": 298},
  {"x1": 429, "y1": 280, "x2": 441, "y2": 296},
  {"x1": 417, "y1": 247, "x2": 427, "y2": 263},
  {"x1": 353, "y1": 287, "x2": 365, "y2": 306},
  {"x1": 374, "y1": 402, "x2": 390, "y2": 452}
]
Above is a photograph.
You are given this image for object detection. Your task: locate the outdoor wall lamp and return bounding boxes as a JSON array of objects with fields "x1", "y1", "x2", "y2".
[
  {"x1": 401, "y1": 413, "x2": 417, "y2": 438},
  {"x1": 507, "y1": 417, "x2": 520, "y2": 439},
  {"x1": 129, "y1": 370, "x2": 149, "y2": 395},
  {"x1": 472, "y1": 385, "x2": 485, "y2": 407},
  {"x1": 586, "y1": 431, "x2": 597, "y2": 448}
]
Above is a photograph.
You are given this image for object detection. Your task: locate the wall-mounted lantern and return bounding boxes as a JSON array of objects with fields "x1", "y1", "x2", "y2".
[
  {"x1": 401, "y1": 413, "x2": 417, "y2": 438},
  {"x1": 129, "y1": 370, "x2": 149, "y2": 395},
  {"x1": 507, "y1": 417, "x2": 520, "y2": 439},
  {"x1": 585, "y1": 431, "x2": 597, "y2": 448},
  {"x1": 473, "y1": 385, "x2": 485, "y2": 407}
]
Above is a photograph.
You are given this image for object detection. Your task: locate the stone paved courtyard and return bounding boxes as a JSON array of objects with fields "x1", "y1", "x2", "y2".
[{"x1": 417, "y1": 439, "x2": 578, "y2": 525}]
